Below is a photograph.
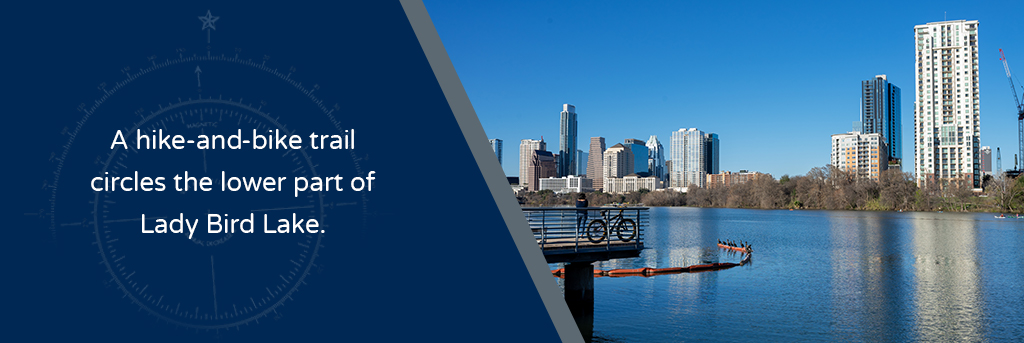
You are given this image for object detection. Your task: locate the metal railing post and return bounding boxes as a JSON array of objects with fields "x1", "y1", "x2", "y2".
[
  {"x1": 540, "y1": 211, "x2": 545, "y2": 248},
  {"x1": 635, "y1": 208, "x2": 641, "y2": 250}
]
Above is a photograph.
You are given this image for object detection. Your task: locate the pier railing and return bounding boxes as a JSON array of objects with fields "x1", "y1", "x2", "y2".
[{"x1": 522, "y1": 207, "x2": 647, "y2": 263}]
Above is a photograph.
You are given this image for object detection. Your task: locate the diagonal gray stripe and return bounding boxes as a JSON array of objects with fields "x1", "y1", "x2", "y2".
[{"x1": 399, "y1": 1, "x2": 582, "y2": 342}]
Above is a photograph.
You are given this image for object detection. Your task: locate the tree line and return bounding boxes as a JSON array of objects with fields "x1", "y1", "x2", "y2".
[{"x1": 520, "y1": 166, "x2": 1024, "y2": 213}]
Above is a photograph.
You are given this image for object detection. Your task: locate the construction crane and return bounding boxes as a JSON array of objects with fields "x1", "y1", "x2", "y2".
[{"x1": 999, "y1": 49, "x2": 1024, "y2": 176}]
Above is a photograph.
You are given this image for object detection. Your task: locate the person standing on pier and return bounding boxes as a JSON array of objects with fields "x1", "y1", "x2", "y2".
[{"x1": 576, "y1": 193, "x2": 589, "y2": 236}]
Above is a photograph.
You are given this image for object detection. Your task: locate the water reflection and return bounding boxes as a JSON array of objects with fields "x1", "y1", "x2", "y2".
[
  {"x1": 827, "y1": 212, "x2": 912, "y2": 341},
  {"x1": 911, "y1": 212, "x2": 983, "y2": 342}
]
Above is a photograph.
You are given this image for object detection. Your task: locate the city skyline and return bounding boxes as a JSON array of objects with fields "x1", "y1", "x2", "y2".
[{"x1": 426, "y1": 1, "x2": 1024, "y2": 179}]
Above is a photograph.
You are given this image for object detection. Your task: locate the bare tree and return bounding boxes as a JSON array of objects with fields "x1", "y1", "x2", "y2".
[
  {"x1": 879, "y1": 169, "x2": 915, "y2": 210},
  {"x1": 686, "y1": 184, "x2": 711, "y2": 207},
  {"x1": 750, "y1": 174, "x2": 784, "y2": 208},
  {"x1": 726, "y1": 181, "x2": 753, "y2": 208}
]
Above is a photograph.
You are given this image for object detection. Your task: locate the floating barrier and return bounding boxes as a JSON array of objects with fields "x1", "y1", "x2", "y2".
[{"x1": 686, "y1": 263, "x2": 739, "y2": 272}]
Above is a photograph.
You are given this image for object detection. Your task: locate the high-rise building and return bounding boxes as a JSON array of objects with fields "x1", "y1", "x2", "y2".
[
  {"x1": 665, "y1": 160, "x2": 672, "y2": 186},
  {"x1": 624, "y1": 138, "x2": 649, "y2": 175},
  {"x1": 647, "y1": 135, "x2": 666, "y2": 183},
  {"x1": 576, "y1": 150, "x2": 588, "y2": 177},
  {"x1": 603, "y1": 143, "x2": 634, "y2": 181},
  {"x1": 670, "y1": 128, "x2": 718, "y2": 188},
  {"x1": 558, "y1": 104, "x2": 577, "y2": 177},
  {"x1": 526, "y1": 150, "x2": 557, "y2": 192},
  {"x1": 981, "y1": 146, "x2": 992, "y2": 176},
  {"x1": 914, "y1": 20, "x2": 981, "y2": 188},
  {"x1": 831, "y1": 131, "x2": 889, "y2": 181},
  {"x1": 704, "y1": 133, "x2": 719, "y2": 176},
  {"x1": 587, "y1": 137, "x2": 606, "y2": 190},
  {"x1": 489, "y1": 138, "x2": 503, "y2": 167},
  {"x1": 519, "y1": 138, "x2": 546, "y2": 180},
  {"x1": 862, "y1": 75, "x2": 902, "y2": 165}
]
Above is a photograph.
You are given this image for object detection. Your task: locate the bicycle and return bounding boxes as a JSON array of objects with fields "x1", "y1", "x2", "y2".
[{"x1": 586, "y1": 208, "x2": 637, "y2": 243}]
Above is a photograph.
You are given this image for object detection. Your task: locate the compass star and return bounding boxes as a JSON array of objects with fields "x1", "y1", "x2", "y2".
[{"x1": 198, "y1": 10, "x2": 219, "y2": 30}]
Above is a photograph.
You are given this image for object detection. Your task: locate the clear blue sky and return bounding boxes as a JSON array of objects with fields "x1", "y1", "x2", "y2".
[{"x1": 425, "y1": 0, "x2": 1024, "y2": 178}]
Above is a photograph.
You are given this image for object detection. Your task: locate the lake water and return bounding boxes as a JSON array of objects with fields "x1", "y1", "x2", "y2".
[{"x1": 555, "y1": 207, "x2": 1024, "y2": 342}]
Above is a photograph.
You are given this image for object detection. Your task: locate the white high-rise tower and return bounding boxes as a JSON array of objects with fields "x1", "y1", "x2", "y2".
[
  {"x1": 914, "y1": 20, "x2": 981, "y2": 189},
  {"x1": 646, "y1": 135, "x2": 666, "y2": 182}
]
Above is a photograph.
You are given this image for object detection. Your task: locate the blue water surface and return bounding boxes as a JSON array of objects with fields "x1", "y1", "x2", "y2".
[{"x1": 556, "y1": 207, "x2": 1024, "y2": 342}]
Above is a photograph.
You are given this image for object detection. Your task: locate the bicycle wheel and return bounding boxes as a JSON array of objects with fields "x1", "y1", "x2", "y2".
[
  {"x1": 586, "y1": 219, "x2": 606, "y2": 243},
  {"x1": 616, "y1": 218, "x2": 637, "y2": 242}
]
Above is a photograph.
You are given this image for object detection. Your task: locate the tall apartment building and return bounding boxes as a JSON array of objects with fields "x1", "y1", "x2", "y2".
[
  {"x1": 489, "y1": 138, "x2": 502, "y2": 167},
  {"x1": 624, "y1": 138, "x2": 649, "y2": 175},
  {"x1": 831, "y1": 131, "x2": 889, "y2": 181},
  {"x1": 587, "y1": 137, "x2": 606, "y2": 190},
  {"x1": 980, "y1": 146, "x2": 992, "y2": 176},
  {"x1": 519, "y1": 138, "x2": 546, "y2": 180},
  {"x1": 670, "y1": 128, "x2": 719, "y2": 188},
  {"x1": 647, "y1": 135, "x2": 666, "y2": 183},
  {"x1": 705, "y1": 133, "x2": 720, "y2": 177},
  {"x1": 862, "y1": 75, "x2": 902, "y2": 166},
  {"x1": 603, "y1": 143, "x2": 635, "y2": 181},
  {"x1": 526, "y1": 150, "x2": 557, "y2": 192},
  {"x1": 558, "y1": 104, "x2": 578, "y2": 177},
  {"x1": 914, "y1": 20, "x2": 981, "y2": 189}
]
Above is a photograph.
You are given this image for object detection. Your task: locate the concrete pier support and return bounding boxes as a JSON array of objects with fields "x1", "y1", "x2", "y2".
[
  {"x1": 563, "y1": 262, "x2": 594, "y2": 341},
  {"x1": 563, "y1": 262, "x2": 594, "y2": 303}
]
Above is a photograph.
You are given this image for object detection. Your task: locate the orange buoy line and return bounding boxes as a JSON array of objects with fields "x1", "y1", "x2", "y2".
[{"x1": 552, "y1": 243, "x2": 753, "y2": 278}]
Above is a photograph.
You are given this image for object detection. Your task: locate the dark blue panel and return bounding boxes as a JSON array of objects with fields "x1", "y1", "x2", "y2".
[{"x1": 4, "y1": 1, "x2": 559, "y2": 342}]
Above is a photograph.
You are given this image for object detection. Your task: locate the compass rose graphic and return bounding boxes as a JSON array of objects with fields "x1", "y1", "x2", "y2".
[{"x1": 198, "y1": 10, "x2": 219, "y2": 44}]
